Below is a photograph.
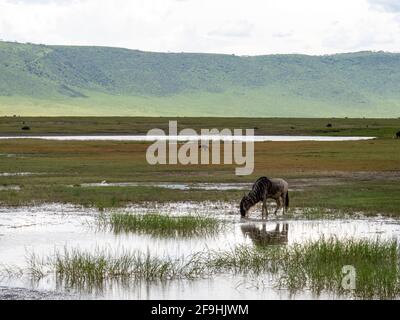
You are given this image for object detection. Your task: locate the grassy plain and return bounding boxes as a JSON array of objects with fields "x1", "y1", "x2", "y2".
[
  {"x1": 1, "y1": 116, "x2": 400, "y2": 138},
  {"x1": 0, "y1": 117, "x2": 399, "y2": 215}
]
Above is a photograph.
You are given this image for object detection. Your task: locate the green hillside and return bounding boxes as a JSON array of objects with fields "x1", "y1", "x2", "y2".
[{"x1": 0, "y1": 41, "x2": 400, "y2": 117}]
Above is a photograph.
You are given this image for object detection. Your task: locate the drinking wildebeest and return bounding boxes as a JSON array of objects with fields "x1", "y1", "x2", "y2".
[
  {"x1": 240, "y1": 177, "x2": 289, "y2": 219},
  {"x1": 241, "y1": 223, "x2": 289, "y2": 247}
]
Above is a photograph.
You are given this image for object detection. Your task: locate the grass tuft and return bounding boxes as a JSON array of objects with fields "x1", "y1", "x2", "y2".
[
  {"x1": 99, "y1": 213, "x2": 223, "y2": 237},
  {"x1": 207, "y1": 238, "x2": 400, "y2": 299},
  {"x1": 22, "y1": 238, "x2": 400, "y2": 299},
  {"x1": 28, "y1": 248, "x2": 207, "y2": 288}
]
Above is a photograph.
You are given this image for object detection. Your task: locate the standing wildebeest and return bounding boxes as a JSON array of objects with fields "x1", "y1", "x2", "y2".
[
  {"x1": 240, "y1": 177, "x2": 289, "y2": 219},
  {"x1": 396, "y1": 131, "x2": 400, "y2": 139}
]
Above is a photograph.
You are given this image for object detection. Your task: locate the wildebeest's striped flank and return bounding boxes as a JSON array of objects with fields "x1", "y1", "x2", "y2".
[{"x1": 240, "y1": 177, "x2": 289, "y2": 219}]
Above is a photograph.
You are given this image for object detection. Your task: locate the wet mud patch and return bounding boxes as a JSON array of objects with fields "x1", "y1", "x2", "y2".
[
  {"x1": 0, "y1": 185, "x2": 20, "y2": 191},
  {"x1": 0, "y1": 286, "x2": 74, "y2": 300}
]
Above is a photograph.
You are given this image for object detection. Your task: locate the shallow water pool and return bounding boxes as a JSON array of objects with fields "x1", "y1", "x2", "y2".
[{"x1": 0, "y1": 203, "x2": 398, "y2": 300}]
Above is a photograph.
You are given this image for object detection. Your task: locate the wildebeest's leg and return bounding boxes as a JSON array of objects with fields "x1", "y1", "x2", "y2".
[
  {"x1": 262, "y1": 196, "x2": 268, "y2": 219},
  {"x1": 274, "y1": 197, "x2": 280, "y2": 215},
  {"x1": 261, "y1": 201, "x2": 265, "y2": 219},
  {"x1": 282, "y1": 194, "x2": 286, "y2": 214},
  {"x1": 282, "y1": 224, "x2": 289, "y2": 238}
]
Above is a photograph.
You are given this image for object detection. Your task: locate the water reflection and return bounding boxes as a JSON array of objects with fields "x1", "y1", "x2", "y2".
[
  {"x1": 241, "y1": 223, "x2": 289, "y2": 247},
  {"x1": 2, "y1": 203, "x2": 400, "y2": 300}
]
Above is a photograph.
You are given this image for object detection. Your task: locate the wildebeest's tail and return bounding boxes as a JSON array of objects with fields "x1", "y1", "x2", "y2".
[{"x1": 285, "y1": 192, "x2": 290, "y2": 210}]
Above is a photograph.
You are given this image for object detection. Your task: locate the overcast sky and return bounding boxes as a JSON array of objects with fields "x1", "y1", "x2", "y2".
[{"x1": 0, "y1": 0, "x2": 400, "y2": 55}]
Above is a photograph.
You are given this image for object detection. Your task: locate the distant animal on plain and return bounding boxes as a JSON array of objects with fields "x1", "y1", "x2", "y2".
[
  {"x1": 240, "y1": 177, "x2": 289, "y2": 219},
  {"x1": 199, "y1": 144, "x2": 209, "y2": 151},
  {"x1": 396, "y1": 131, "x2": 400, "y2": 139}
]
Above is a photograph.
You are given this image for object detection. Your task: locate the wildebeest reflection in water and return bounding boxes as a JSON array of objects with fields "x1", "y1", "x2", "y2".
[{"x1": 241, "y1": 223, "x2": 289, "y2": 247}]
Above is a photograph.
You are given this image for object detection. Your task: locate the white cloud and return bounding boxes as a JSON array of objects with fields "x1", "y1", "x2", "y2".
[
  {"x1": 368, "y1": 0, "x2": 400, "y2": 12},
  {"x1": 0, "y1": 0, "x2": 399, "y2": 55},
  {"x1": 208, "y1": 21, "x2": 254, "y2": 38},
  {"x1": 272, "y1": 32, "x2": 293, "y2": 39}
]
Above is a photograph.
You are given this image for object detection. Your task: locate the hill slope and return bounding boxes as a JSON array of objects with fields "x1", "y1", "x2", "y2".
[{"x1": 1, "y1": 41, "x2": 400, "y2": 117}]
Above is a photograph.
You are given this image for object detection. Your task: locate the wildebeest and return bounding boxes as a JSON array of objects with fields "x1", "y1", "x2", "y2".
[
  {"x1": 396, "y1": 131, "x2": 400, "y2": 139},
  {"x1": 241, "y1": 223, "x2": 289, "y2": 247},
  {"x1": 240, "y1": 177, "x2": 289, "y2": 219}
]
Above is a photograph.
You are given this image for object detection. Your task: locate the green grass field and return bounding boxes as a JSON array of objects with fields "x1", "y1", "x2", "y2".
[
  {"x1": 1, "y1": 116, "x2": 399, "y2": 138},
  {"x1": 2, "y1": 89, "x2": 400, "y2": 118},
  {"x1": 0, "y1": 117, "x2": 399, "y2": 215},
  {"x1": 2, "y1": 41, "x2": 400, "y2": 118}
]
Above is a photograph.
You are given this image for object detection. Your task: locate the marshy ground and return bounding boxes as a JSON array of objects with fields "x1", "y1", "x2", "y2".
[
  {"x1": 0, "y1": 117, "x2": 400, "y2": 300},
  {"x1": 1, "y1": 203, "x2": 400, "y2": 299}
]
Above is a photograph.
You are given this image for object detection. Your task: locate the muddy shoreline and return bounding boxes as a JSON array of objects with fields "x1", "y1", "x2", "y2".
[{"x1": 0, "y1": 287, "x2": 73, "y2": 300}]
